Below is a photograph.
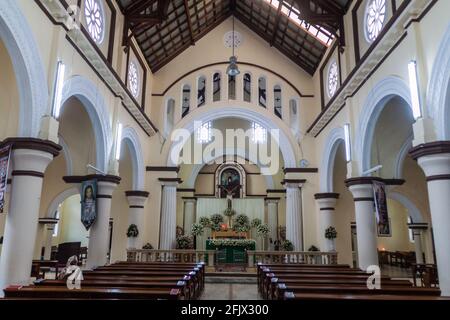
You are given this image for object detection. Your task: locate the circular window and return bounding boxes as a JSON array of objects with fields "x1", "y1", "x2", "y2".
[
  {"x1": 327, "y1": 61, "x2": 339, "y2": 98},
  {"x1": 84, "y1": 0, "x2": 105, "y2": 44},
  {"x1": 128, "y1": 61, "x2": 140, "y2": 98},
  {"x1": 223, "y1": 31, "x2": 243, "y2": 48},
  {"x1": 365, "y1": 0, "x2": 386, "y2": 43}
]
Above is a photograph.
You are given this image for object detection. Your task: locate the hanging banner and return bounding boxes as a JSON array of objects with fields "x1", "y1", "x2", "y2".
[
  {"x1": 373, "y1": 180, "x2": 391, "y2": 237},
  {"x1": 0, "y1": 145, "x2": 11, "y2": 214},
  {"x1": 80, "y1": 179, "x2": 97, "y2": 230}
]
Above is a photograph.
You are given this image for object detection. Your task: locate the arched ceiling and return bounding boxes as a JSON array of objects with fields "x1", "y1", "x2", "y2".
[{"x1": 116, "y1": 0, "x2": 351, "y2": 74}]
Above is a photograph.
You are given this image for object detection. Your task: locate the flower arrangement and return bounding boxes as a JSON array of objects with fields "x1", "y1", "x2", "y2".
[
  {"x1": 210, "y1": 214, "x2": 224, "y2": 225},
  {"x1": 223, "y1": 207, "x2": 236, "y2": 217},
  {"x1": 251, "y1": 218, "x2": 262, "y2": 228},
  {"x1": 176, "y1": 235, "x2": 194, "y2": 249},
  {"x1": 199, "y1": 217, "x2": 211, "y2": 228},
  {"x1": 191, "y1": 223, "x2": 204, "y2": 236},
  {"x1": 209, "y1": 239, "x2": 256, "y2": 249},
  {"x1": 231, "y1": 214, "x2": 250, "y2": 233},
  {"x1": 256, "y1": 224, "x2": 270, "y2": 238},
  {"x1": 210, "y1": 223, "x2": 222, "y2": 232},
  {"x1": 234, "y1": 214, "x2": 249, "y2": 226},
  {"x1": 281, "y1": 239, "x2": 294, "y2": 251},
  {"x1": 142, "y1": 243, "x2": 153, "y2": 250},
  {"x1": 325, "y1": 226, "x2": 337, "y2": 239},
  {"x1": 126, "y1": 224, "x2": 139, "y2": 238}
]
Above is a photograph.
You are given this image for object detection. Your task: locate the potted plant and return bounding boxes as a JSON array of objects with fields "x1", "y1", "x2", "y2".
[
  {"x1": 256, "y1": 223, "x2": 270, "y2": 250},
  {"x1": 325, "y1": 226, "x2": 337, "y2": 251},
  {"x1": 142, "y1": 243, "x2": 153, "y2": 250},
  {"x1": 281, "y1": 239, "x2": 294, "y2": 251},
  {"x1": 176, "y1": 235, "x2": 194, "y2": 249},
  {"x1": 126, "y1": 224, "x2": 139, "y2": 238}
]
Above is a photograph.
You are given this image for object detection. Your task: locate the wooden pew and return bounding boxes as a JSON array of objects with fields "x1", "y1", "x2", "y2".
[
  {"x1": 34, "y1": 278, "x2": 192, "y2": 299},
  {"x1": 283, "y1": 292, "x2": 450, "y2": 301},
  {"x1": 4, "y1": 285, "x2": 181, "y2": 300}
]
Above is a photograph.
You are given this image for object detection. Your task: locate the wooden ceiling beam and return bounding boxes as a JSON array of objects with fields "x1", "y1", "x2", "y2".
[
  {"x1": 270, "y1": 0, "x2": 285, "y2": 46},
  {"x1": 184, "y1": 0, "x2": 195, "y2": 44}
]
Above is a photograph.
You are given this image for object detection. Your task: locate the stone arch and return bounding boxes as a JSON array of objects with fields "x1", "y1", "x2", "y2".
[
  {"x1": 46, "y1": 187, "x2": 80, "y2": 219},
  {"x1": 320, "y1": 127, "x2": 346, "y2": 192},
  {"x1": 60, "y1": 75, "x2": 112, "y2": 172},
  {"x1": 387, "y1": 191, "x2": 425, "y2": 223},
  {"x1": 355, "y1": 76, "x2": 412, "y2": 175},
  {"x1": 165, "y1": 105, "x2": 298, "y2": 169},
  {"x1": 121, "y1": 127, "x2": 145, "y2": 190},
  {"x1": 0, "y1": 0, "x2": 49, "y2": 137},
  {"x1": 186, "y1": 150, "x2": 275, "y2": 189},
  {"x1": 427, "y1": 23, "x2": 450, "y2": 140}
]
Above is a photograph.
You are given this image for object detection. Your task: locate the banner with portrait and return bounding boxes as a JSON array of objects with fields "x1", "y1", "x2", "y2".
[
  {"x1": 81, "y1": 180, "x2": 97, "y2": 230},
  {"x1": 373, "y1": 180, "x2": 391, "y2": 236},
  {"x1": 0, "y1": 145, "x2": 11, "y2": 214}
]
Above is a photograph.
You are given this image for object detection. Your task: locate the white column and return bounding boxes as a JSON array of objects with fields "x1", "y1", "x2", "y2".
[
  {"x1": 183, "y1": 198, "x2": 196, "y2": 235},
  {"x1": 265, "y1": 198, "x2": 279, "y2": 250},
  {"x1": 125, "y1": 191, "x2": 149, "y2": 249},
  {"x1": 35, "y1": 218, "x2": 58, "y2": 260},
  {"x1": 43, "y1": 224, "x2": 55, "y2": 260},
  {"x1": 346, "y1": 179, "x2": 379, "y2": 270},
  {"x1": 413, "y1": 229, "x2": 424, "y2": 264},
  {"x1": 284, "y1": 181, "x2": 303, "y2": 251},
  {"x1": 410, "y1": 142, "x2": 450, "y2": 296},
  {"x1": 0, "y1": 139, "x2": 60, "y2": 292},
  {"x1": 159, "y1": 179, "x2": 179, "y2": 249},
  {"x1": 314, "y1": 193, "x2": 339, "y2": 252},
  {"x1": 86, "y1": 180, "x2": 119, "y2": 269}
]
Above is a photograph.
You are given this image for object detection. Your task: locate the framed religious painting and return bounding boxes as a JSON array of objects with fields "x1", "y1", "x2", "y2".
[
  {"x1": 81, "y1": 179, "x2": 97, "y2": 230},
  {"x1": 377, "y1": 218, "x2": 391, "y2": 237}
]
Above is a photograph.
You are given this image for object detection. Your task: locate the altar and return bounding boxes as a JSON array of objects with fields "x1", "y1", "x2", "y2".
[{"x1": 206, "y1": 239, "x2": 256, "y2": 264}]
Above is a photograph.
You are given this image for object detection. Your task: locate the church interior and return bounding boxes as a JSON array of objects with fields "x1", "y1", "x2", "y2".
[{"x1": 0, "y1": 0, "x2": 449, "y2": 303}]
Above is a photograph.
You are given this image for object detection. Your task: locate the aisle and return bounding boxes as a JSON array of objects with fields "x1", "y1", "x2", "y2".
[{"x1": 199, "y1": 278, "x2": 261, "y2": 300}]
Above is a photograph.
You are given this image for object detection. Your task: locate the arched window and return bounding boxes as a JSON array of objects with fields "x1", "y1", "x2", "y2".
[
  {"x1": 197, "y1": 76, "x2": 206, "y2": 107},
  {"x1": 258, "y1": 77, "x2": 266, "y2": 108},
  {"x1": 213, "y1": 73, "x2": 221, "y2": 102},
  {"x1": 274, "y1": 85, "x2": 282, "y2": 119},
  {"x1": 228, "y1": 75, "x2": 236, "y2": 100},
  {"x1": 182, "y1": 85, "x2": 190, "y2": 118},
  {"x1": 243, "y1": 73, "x2": 251, "y2": 102},
  {"x1": 166, "y1": 99, "x2": 175, "y2": 136},
  {"x1": 289, "y1": 99, "x2": 299, "y2": 134}
]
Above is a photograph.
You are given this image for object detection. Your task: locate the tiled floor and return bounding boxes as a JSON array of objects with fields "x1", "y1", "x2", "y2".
[{"x1": 200, "y1": 282, "x2": 261, "y2": 300}]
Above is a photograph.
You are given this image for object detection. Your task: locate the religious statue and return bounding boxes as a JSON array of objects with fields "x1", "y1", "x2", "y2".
[{"x1": 219, "y1": 168, "x2": 241, "y2": 199}]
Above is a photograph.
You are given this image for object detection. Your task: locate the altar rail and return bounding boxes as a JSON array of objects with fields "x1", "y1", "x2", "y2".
[
  {"x1": 247, "y1": 251, "x2": 338, "y2": 267},
  {"x1": 126, "y1": 249, "x2": 338, "y2": 268},
  {"x1": 126, "y1": 249, "x2": 216, "y2": 267}
]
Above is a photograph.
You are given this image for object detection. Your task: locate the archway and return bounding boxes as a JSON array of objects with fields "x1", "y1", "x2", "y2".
[
  {"x1": 427, "y1": 23, "x2": 450, "y2": 140},
  {"x1": 0, "y1": 0, "x2": 48, "y2": 137},
  {"x1": 356, "y1": 76, "x2": 412, "y2": 175},
  {"x1": 121, "y1": 127, "x2": 145, "y2": 190},
  {"x1": 320, "y1": 127, "x2": 345, "y2": 192},
  {"x1": 61, "y1": 76, "x2": 112, "y2": 172},
  {"x1": 165, "y1": 105, "x2": 298, "y2": 168}
]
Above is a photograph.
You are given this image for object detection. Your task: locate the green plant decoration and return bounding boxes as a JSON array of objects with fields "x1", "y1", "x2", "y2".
[
  {"x1": 126, "y1": 224, "x2": 139, "y2": 238},
  {"x1": 325, "y1": 226, "x2": 337, "y2": 239}
]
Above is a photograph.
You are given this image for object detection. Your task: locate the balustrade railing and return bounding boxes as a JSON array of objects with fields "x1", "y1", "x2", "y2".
[
  {"x1": 247, "y1": 251, "x2": 338, "y2": 268},
  {"x1": 126, "y1": 249, "x2": 338, "y2": 268}
]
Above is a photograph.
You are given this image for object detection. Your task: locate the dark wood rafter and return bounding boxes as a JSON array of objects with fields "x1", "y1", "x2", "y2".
[{"x1": 117, "y1": 0, "x2": 350, "y2": 74}]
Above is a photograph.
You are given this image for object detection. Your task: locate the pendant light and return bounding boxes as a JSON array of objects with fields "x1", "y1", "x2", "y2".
[{"x1": 226, "y1": 15, "x2": 240, "y2": 76}]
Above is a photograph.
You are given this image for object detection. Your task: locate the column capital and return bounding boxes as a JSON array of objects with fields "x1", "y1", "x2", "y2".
[
  {"x1": 182, "y1": 197, "x2": 197, "y2": 203},
  {"x1": 63, "y1": 174, "x2": 121, "y2": 185},
  {"x1": 38, "y1": 217, "x2": 59, "y2": 225},
  {"x1": 265, "y1": 197, "x2": 280, "y2": 204},
  {"x1": 0, "y1": 137, "x2": 62, "y2": 157},
  {"x1": 314, "y1": 193, "x2": 339, "y2": 200},
  {"x1": 282, "y1": 179, "x2": 306, "y2": 189},
  {"x1": 316, "y1": 197, "x2": 338, "y2": 211},
  {"x1": 407, "y1": 222, "x2": 428, "y2": 230},
  {"x1": 158, "y1": 178, "x2": 182, "y2": 186},
  {"x1": 409, "y1": 141, "x2": 450, "y2": 160},
  {"x1": 125, "y1": 190, "x2": 149, "y2": 198}
]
